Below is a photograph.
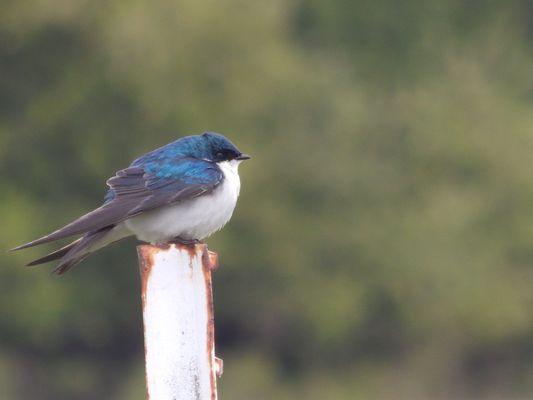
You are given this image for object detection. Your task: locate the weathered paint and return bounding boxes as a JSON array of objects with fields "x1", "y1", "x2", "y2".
[{"x1": 138, "y1": 243, "x2": 221, "y2": 400}]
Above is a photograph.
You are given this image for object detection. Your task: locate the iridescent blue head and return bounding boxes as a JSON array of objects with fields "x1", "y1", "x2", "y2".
[
  {"x1": 133, "y1": 131, "x2": 251, "y2": 167},
  {"x1": 201, "y1": 132, "x2": 251, "y2": 162}
]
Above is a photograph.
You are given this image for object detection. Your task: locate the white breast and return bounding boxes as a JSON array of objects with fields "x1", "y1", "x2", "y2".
[{"x1": 124, "y1": 160, "x2": 241, "y2": 243}]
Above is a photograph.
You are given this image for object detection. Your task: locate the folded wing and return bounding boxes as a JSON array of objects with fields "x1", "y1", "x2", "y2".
[{"x1": 11, "y1": 158, "x2": 223, "y2": 250}]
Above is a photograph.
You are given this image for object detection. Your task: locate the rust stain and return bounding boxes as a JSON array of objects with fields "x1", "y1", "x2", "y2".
[
  {"x1": 178, "y1": 242, "x2": 201, "y2": 260},
  {"x1": 214, "y1": 357, "x2": 224, "y2": 378},
  {"x1": 137, "y1": 245, "x2": 157, "y2": 311},
  {"x1": 202, "y1": 248, "x2": 219, "y2": 271},
  {"x1": 137, "y1": 244, "x2": 160, "y2": 400},
  {"x1": 201, "y1": 245, "x2": 218, "y2": 399},
  {"x1": 173, "y1": 243, "x2": 203, "y2": 269},
  {"x1": 208, "y1": 251, "x2": 219, "y2": 271}
]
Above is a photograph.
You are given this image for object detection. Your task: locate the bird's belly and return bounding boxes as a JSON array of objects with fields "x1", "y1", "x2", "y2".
[{"x1": 125, "y1": 174, "x2": 240, "y2": 243}]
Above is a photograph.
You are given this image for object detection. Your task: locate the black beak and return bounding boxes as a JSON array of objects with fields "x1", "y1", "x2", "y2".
[{"x1": 236, "y1": 153, "x2": 251, "y2": 161}]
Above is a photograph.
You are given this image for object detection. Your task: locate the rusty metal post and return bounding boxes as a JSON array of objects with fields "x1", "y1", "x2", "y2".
[{"x1": 137, "y1": 243, "x2": 222, "y2": 400}]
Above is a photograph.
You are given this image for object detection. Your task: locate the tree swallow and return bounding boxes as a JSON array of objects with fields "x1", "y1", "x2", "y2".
[{"x1": 11, "y1": 132, "x2": 250, "y2": 274}]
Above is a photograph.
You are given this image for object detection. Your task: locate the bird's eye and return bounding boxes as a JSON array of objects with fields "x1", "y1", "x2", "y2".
[{"x1": 216, "y1": 151, "x2": 224, "y2": 159}]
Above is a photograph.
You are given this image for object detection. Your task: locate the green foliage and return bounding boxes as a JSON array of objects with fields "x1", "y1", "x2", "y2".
[{"x1": 1, "y1": 0, "x2": 532, "y2": 398}]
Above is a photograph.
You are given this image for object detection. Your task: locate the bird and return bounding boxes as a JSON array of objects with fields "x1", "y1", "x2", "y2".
[{"x1": 11, "y1": 132, "x2": 250, "y2": 274}]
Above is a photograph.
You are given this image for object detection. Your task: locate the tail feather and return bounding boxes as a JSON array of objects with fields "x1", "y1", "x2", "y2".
[
  {"x1": 26, "y1": 238, "x2": 83, "y2": 266},
  {"x1": 24, "y1": 226, "x2": 121, "y2": 275},
  {"x1": 9, "y1": 206, "x2": 111, "y2": 251},
  {"x1": 52, "y1": 227, "x2": 115, "y2": 275},
  {"x1": 21, "y1": 224, "x2": 131, "y2": 274},
  {"x1": 9, "y1": 200, "x2": 132, "y2": 251},
  {"x1": 53, "y1": 253, "x2": 91, "y2": 275}
]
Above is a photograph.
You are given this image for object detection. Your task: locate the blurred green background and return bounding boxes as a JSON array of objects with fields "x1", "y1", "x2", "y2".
[{"x1": 1, "y1": 0, "x2": 533, "y2": 399}]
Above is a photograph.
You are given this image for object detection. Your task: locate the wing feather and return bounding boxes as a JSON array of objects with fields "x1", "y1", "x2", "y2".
[{"x1": 11, "y1": 158, "x2": 223, "y2": 250}]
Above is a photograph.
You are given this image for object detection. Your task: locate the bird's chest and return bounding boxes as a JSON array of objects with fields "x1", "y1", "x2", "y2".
[
  {"x1": 193, "y1": 162, "x2": 241, "y2": 233},
  {"x1": 126, "y1": 161, "x2": 241, "y2": 242},
  {"x1": 215, "y1": 161, "x2": 241, "y2": 211}
]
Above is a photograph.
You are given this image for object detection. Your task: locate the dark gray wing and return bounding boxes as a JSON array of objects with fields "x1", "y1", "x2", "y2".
[{"x1": 11, "y1": 158, "x2": 223, "y2": 250}]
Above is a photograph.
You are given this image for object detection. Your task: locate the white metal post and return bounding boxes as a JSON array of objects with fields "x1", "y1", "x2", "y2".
[{"x1": 138, "y1": 243, "x2": 222, "y2": 400}]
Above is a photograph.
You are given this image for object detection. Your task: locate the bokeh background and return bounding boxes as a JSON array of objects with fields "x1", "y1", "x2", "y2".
[{"x1": 1, "y1": 1, "x2": 533, "y2": 399}]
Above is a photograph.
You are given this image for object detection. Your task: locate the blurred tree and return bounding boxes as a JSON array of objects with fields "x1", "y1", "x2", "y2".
[{"x1": 0, "y1": 0, "x2": 532, "y2": 399}]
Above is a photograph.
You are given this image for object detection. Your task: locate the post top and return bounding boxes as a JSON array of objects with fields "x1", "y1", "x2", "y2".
[
  {"x1": 137, "y1": 243, "x2": 219, "y2": 272},
  {"x1": 137, "y1": 242, "x2": 206, "y2": 255}
]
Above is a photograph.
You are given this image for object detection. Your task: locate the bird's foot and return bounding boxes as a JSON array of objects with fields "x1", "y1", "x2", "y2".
[{"x1": 169, "y1": 237, "x2": 203, "y2": 247}]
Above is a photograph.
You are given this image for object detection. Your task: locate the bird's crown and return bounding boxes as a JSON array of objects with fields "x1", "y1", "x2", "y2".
[{"x1": 132, "y1": 131, "x2": 248, "y2": 166}]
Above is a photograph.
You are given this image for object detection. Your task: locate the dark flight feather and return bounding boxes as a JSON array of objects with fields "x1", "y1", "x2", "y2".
[
  {"x1": 52, "y1": 227, "x2": 114, "y2": 275},
  {"x1": 26, "y1": 238, "x2": 82, "y2": 266}
]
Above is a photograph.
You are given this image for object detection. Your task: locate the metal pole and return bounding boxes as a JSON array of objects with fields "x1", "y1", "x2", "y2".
[{"x1": 138, "y1": 243, "x2": 222, "y2": 400}]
